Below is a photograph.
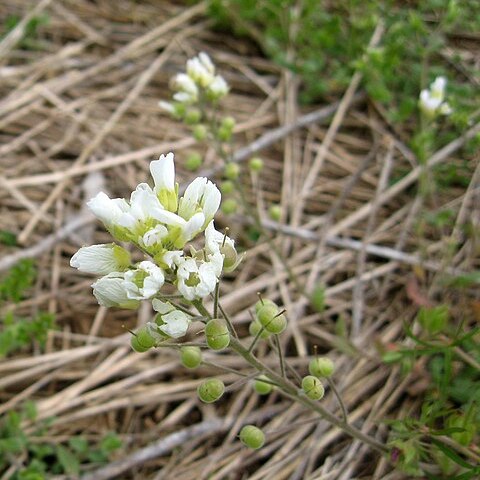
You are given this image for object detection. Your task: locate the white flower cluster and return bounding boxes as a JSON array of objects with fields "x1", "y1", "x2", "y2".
[
  {"x1": 419, "y1": 76, "x2": 452, "y2": 119},
  {"x1": 70, "y1": 153, "x2": 242, "y2": 338},
  {"x1": 159, "y1": 52, "x2": 229, "y2": 115}
]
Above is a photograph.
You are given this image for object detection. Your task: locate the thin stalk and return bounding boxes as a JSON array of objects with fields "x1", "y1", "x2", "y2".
[
  {"x1": 326, "y1": 377, "x2": 348, "y2": 423},
  {"x1": 216, "y1": 298, "x2": 238, "y2": 338},
  {"x1": 274, "y1": 334, "x2": 286, "y2": 378},
  {"x1": 229, "y1": 336, "x2": 389, "y2": 454}
]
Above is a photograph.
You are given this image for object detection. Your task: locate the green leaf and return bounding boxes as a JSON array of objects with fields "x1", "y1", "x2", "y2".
[
  {"x1": 56, "y1": 445, "x2": 80, "y2": 476},
  {"x1": 431, "y1": 439, "x2": 477, "y2": 470},
  {"x1": 417, "y1": 305, "x2": 449, "y2": 335}
]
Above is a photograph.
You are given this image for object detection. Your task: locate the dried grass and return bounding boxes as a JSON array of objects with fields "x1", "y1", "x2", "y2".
[{"x1": 0, "y1": 1, "x2": 478, "y2": 479}]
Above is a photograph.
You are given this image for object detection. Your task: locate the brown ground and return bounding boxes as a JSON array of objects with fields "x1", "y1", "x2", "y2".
[{"x1": 0, "y1": 1, "x2": 478, "y2": 479}]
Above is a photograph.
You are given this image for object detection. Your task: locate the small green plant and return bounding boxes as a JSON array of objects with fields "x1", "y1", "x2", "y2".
[
  {"x1": 0, "y1": 403, "x2": 122, "y2": 478},
  {"x1": 1, "y1": 14, "x2": 49, "y2": 50},
  {"x1": 0, "y1": 259, "x2": 55, "y2": 357}
]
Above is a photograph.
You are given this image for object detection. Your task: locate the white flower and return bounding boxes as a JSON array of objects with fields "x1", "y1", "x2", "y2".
[
  {"x1": 207, "y1": 75, "x2": 229, "y2": 99},
  {"x1": 152, "y1": 299, "x2": 191, "y2": 338},
  {"x1": 142, "y1": 224, "x2": 168, "y2": 248},
  {"x1": 87, "y1": 192, "x2": 130, "y2": 226},
  {"x1": 70, "y1": 243, "x2": 131, "y2": 275},
  {"x1": 186, "y1": 54, "x2": 215, "y2": 88},
  {"x1": 419, "y1": 76, "x2": 451, "y2": 118},
  {"x1": 205, "y1": 220, "x2": 243, "y2": 272},
  {"x1": 163, "y1": 250, "x2": 184, "y2": 269},
  {"x1": 172, "y1": 73, "x2": 198, "y2": 103},
  {"x1": 150, "y1": 152, "x2": 178, "y2": 212},
  {"x1": 158, "y1": 101, "x2": 175, "y2": 114},
  {"x1": 178, "y1": 177, "x2": 221, "y2": 228},
  {"x1": 176, "y1": 256, "x2": 219, "y2": 301},
  {"x1": 92, "y1": 273, "x2": 139, "y2": 309},
  {"x1": 123, "y1": 261, "x2": 165, "y2": 300}
]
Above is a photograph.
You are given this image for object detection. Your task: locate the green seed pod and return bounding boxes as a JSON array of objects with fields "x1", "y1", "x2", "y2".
[
  {"x1": 268, "y1": 204, "x2": 282, "y2": 221},
  {"x1": 254, "y1": 298, "x2": 277, "y2": 314},
  {"x1": 185, "y1": 152, "x2": 202, "y2": 171},
  {"x1": 216, "y1": 126, "x2": 232, "y2": 142},
  {"x1": 249, "y1": 157, "x2": 264, "y2": 172},
  {"x1": 256, "y1": 303, "x2": 279, "y2": 325},
  {"x1": 254, "y1": 375, "x2": 273, "y2": 395},
  {"x1": 224, "y1": 162, "x2": 240, "y2": 180},
  {"x1": 197, "y1": 378, "x2": 225, "y2": 403},
  {"x1": 130, "y1": 326, "x2": 156, "y2": 353},
  {"x1": 180, "y1": 346, "x2": 202, "y2": 369},
  {"x1": 309, "y1": 357, "x2": 334, "y2": 378},
  {"x1": 264, "y1": 313, "x2": 287, "y2": 334},
  {"x1": 205, "y1": 318, "x2": 230, "y2": 350},
  {"x1": 221, "y1": 198, "x2": 238, "y2": 215},
  {"x1": 184, "y1": 108, "x2": 202, "y2": 125},
  {"x1": 248, "y1": 320, "x2": 270, "y2": 339},
  {"x1": 310, "y1": 284, "x2": 325, "y2": 313},
  {"x1": 193, "y1": 124, "x2": 208, "y2": 142},
  {"x1": 220, "y1": 180, "x2": 234, "y2": 194},
  {"x1": 173, "y1": 102, "x2": 186, "y2": 119},
  {"x1": 239, "y1": 425, "x2": 265, "y2": 450},
  {"x1": 302, "y1": 375, "x2": 325, "y2": 400},
  {"x1": 221, "y1": 116, "x2": 236, "y2": 131}
]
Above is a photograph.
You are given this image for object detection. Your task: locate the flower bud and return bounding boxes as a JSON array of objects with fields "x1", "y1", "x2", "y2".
[
  {"x1": 309, "y1": 357, "x2": 334, "y2": 378},
  {"x1": 205, "y1": 318, "x2": 230, "y2": 350},
  {"x1": 193, "y1": 125, "x2": 208, "y2": 142},
  {"x1": 254, "y1": 375, "x2": 273, "y2": 395},
  {"x1": 302, "y1": 375, "x2": 325, "y2": 400},
  {"x1": 220, "y1": 180, "x2": 234, "y2": 194},
  {"x1": 268, "y1": 204, "x2": 281, "y2": 221},
  {"x1": 197, "y1": 378, "x2": 225, "y2": 403},
  {"x1": 221, "y1": 198, "x2": 238, "y2": 215},
  {"x1": 224, "y1": 162, "x2": 240, "y2": 180},
  {"x1": 186, "y1": 152, "x2": 202, "y2": 171},
  {"x1": 249, "y1": 320, "x2": 270, "y2": 339},
  {"x1": 130, "y1": 326, "x2": 156, "y2": 353},
  {"x1": 180, "y1": 346, "x2": 202, "y2": 369},
  {"x1": 249, "y1": 157, "x2": 264, "y2": 172},
  {"x1": 184, "y1": 108, "x2": 202, "y2": 125},
  {"x1": 239, "y1": 425, "x2": 265, "y2": 449}
]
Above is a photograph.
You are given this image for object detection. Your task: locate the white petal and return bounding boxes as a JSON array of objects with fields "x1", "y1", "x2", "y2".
[
  {"x1": 199, "y1": 52, "x2": 215, "y2": 74},
  {"x1": 202, "y1": 181, "x2": 221, "y2": 221},
  {"x1": 143, "y1": 224, "x2": 168, "y2": 247},
  {"x1": 178, "y1": 177, "x2": 207, "y2": 220},
  {"x1": 92, "y1": 273, "x2": 138, "y2": 309},
  {"x1": 152, "y1": 299, "x2": 174, "y2": 314},
  {"x1": 182, "y1": 212, "x2": 205, "y2": 242},
  {"x1": 159, "y1": 310, "x2": 190, "y2": 338},
  {"x1": 150, "y1": 153, "x2": 175, "y2": 192},
  {"x1": 70, "y1": 244, "x2": 130, "y2": 275}
]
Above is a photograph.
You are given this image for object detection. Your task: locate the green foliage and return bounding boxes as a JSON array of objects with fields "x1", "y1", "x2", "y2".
[
  {"x1": 384, "y1": 302, "x2": 480, "y2": 475},
  {"x1": 0, "y1": 260, "x2": 55, "y2": 357},
  {"x1": 1, "y1": 14, "x2": 49, "y2": 50},
  {"x1": 206, "y1": 0, "x2": 479, "y2": 134},
  {"x1": 0, "y1": 404, "x2": 122, "y2": 478}
]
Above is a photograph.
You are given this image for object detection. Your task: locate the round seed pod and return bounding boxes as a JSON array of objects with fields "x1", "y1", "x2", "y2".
[
  {"x1": 268, "y1": 204, "x2": 282, "y2": 221},
  {"x1": 220, "y1": 180, "x2": 234, "y2": 194},
  {"x1": 193, "y1": 125, "x2": 208, "y2": 142},
  {"x1": 239, "y1": 425, "x2": 265, "y2": 449},
  {"x1": 184, "y1": 108, "x2": 202, "y2": 125},
  {"x1": 221, "y1": 116, "x2": 236, "y2": 130},
  {"x1": 224, "y1": 162, "x2": 240, "y2": 180},
  {"x1": 254, "y1": 298, "x2": 277, "y2": 314},
  {"x1": 205, "y1": 318, "x2": 230, "y2": 350},
  {"x1": 221, "y1": 198, "x2": 238, "y2": 215},
  {"x1": 264, "y1": 313, "x2": 287, "y2": 334},
  {"x1": 248, "y1": 320, "x2": 270, "y2": 339},
  {"x1": 186, "y1": 152, "x2": 202, "y2": 171},
  {"x1": 302, "y1": 375, "x2": 325, "y2": 400},
  {"x1": 256, "y1": 304, "x2": 279, "y2": 326},
  {"x1": 249, "y1": 157, "x2": 264, "y2": 172},
  {"x1": 130, "y1": 326, "x2": 156, "y2": 352},
  {"x1": 197, "y1": 378, "x2": 225, "y2": 403},
  {"x1": 180, "y1": 346, "x2": 202, "y2": 369},
  {"x1": 217, "y1": 125, "x2": 232, "y2": 142},
  {"x1": 309, "y1": 357, "x2": 334, "y2": 378},
  {"x1": 254, "y1": 375, "x2": 273, "y2": 395}
]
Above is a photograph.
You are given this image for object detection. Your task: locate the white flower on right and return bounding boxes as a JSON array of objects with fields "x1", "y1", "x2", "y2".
[
  {"x1": 174, "y1": 256, "x2": 219, "y2": 301},
  {"x1": 205, "y1": 220, "x2": 243, "y2": 272},
  {"x1": 419, "y1": 76, "x2": 452, "y2": 118}
]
